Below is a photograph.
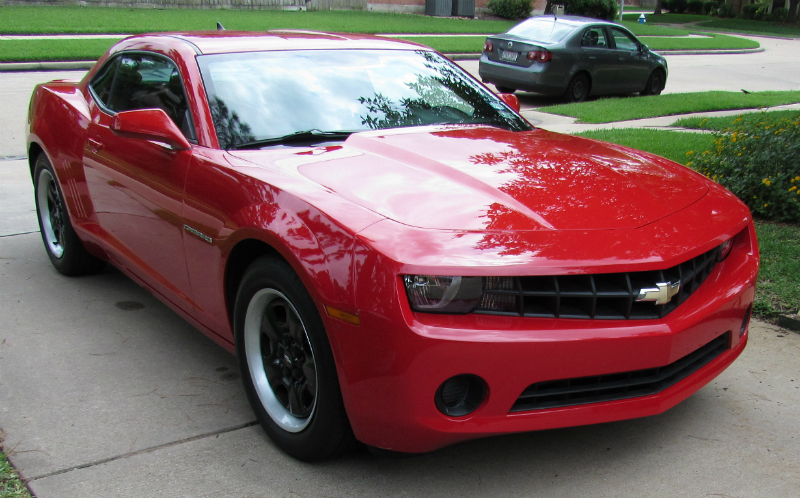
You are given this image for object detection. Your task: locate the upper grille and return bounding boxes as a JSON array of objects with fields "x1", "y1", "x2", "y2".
[
  {"x1": 510, "y1": 332, "x2": 730, "y2": 413},
  {"x1": 475, "y1": 247, "x2": 720, "y2": 320}
]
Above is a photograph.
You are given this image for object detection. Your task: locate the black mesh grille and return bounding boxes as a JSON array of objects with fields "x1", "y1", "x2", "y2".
[
  {"x1": 476, "y1": 247, "x2": 720, "y2": 320},
  {"x1": 510, "y1": 332, "x2": 729, "y2": 413}
]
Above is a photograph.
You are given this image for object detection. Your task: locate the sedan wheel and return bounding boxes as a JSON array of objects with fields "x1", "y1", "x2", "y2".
[
  {"x1": 33, "y1": 153, "x2": 104, "y2": 275},
  {"x1": 234, "y1": 256, "x2": 355, "y2": 461},
  {"x1": 565, "y1": 74, "x2": 589, "y2": 103},
  {"x1": 641, "y1": 69, "x2": 665, "y2": 96}
]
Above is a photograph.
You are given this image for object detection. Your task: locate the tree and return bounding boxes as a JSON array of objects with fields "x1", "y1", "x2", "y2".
[
  {"x1": 789, "y1": 0, "x2": 799, "y2": 22},
  {"x1": 653, "y1": 0, "x2": 664, "y2": 15}
]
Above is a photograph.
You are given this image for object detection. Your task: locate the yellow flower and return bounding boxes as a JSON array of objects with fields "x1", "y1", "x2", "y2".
[
  {"x1": 686, "y1": 150, "x2": 694, "y2": 156},
  {"x1": 762, "y1": 178, "x2": 771, "y2": 186},
  {"x1": 790, "y1": 186, "x2": 798, "y2": 192},
  {"x1": 764, "y1": 203, "x2": 769, "y2": 208}
]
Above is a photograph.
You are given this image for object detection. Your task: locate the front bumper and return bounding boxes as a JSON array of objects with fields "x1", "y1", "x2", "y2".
[{"x1": 325, "y1": 218, "x2": 758, "y2": 453}]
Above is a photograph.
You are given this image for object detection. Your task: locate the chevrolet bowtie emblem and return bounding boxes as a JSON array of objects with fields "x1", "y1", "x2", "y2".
[{"x1": 637, "y1": 281, "x2": 681, "y2": 305}]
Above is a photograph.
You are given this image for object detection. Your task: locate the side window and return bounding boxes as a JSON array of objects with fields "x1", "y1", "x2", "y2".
[
  {"x1": 89, "y1": 58, "x2": 119, "y2": 108},
  {"x1": 610, "y1": 27, "x2": 639, "y2": 51},
  {"x1": 581, "y1": 27, "x2": 608, "y2": 48},
  {"x1": 91, "y1": 53, "x2": 196, "y2": 142}
]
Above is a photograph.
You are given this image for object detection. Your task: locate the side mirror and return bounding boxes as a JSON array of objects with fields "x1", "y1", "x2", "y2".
[
  {"x1": 110, "y1": 108, "x2": 191, "y2": 150},
  {"x1": 498, "y1": 93, "x2": 521, "y2": 113}
]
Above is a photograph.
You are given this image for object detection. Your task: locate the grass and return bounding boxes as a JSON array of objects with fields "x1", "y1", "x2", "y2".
[
  {"x1": 696, "y1": 18, "x2": 800, "y2": 37},
  {"x1": 622, "y1": 13, "x2": 712, "y2": 23},
  {"x1": 619, "y1": 21, "x2": 689, "y2": 36},
  {"x1": 753, "y1": 221, "x2": 800, "y2": 316},
  {"x1": 543, "y1": 91, "x2": 800, "y2": 123},
  {"x1": 1, "y1": 446, "x2": 32, "y2": 498},
  {"x1": 673, "y1": 110, "x2": 800, "y2": 130},
  {"x1": 576, "y1": 128, "x2": 715, "y2": 163},
  {"x1": 389, "y1": 31, "x2": 755, "y2": 55},
  {"x1": 0, "y1": 6, "x2": 515, "y2": 35},
  {"x1": 575, "y1": 128, "x2": 799, "y2": 319},
  {"x1": 0, "y1": 38, "x2": 121, "y2": 62}
]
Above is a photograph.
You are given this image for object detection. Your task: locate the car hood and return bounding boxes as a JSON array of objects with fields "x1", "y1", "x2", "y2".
[{"x1": 230, "y1": 126, "x2": 708, "y2": 232}]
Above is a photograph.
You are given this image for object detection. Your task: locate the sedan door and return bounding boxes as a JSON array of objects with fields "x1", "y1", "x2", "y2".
[
  {"x1": 83, "y1": 52, "x2": 198, "y2": 310},
  {"x1": 608, "y1": 26, "x2": 652, "y2": 93},
  {"x1": 578, "y1": 26, "x2": 618, "y2": 95}
]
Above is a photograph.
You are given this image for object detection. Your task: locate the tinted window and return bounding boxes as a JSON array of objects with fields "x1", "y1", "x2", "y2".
[
  {"x1": 91, "y1": 53, "x2": 196, "y2": 141},
  {"x1": 506, "y1": 19, "x2": 575, "y2": 44},
  {"x1": 198, "y1": 50, "x2": 532, "y2": 149},
  {"x1": 610, "y1": 27, "x2": 639, "y2": 51},
  {"x1": 581, "y1": 27, "x2": 608, "y2": 48},
  {"x1": 89, "y1": 58, "x2": 118, "y2": 107}
]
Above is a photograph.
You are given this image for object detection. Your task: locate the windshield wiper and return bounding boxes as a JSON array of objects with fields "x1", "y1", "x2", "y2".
[{"x1": 233, "y1": 129, "x2": 357, "y2": 149}]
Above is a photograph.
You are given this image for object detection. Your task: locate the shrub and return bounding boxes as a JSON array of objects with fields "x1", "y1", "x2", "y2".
[
  {"x1": 687, "y1": 0, "x2": 704, "y2": 13},
  {"x1": 487, "y1": 0, "x2": 533, "y2": 19},
  {"x1": 688, "y1": 114, "x2": 800, "y2": 223},
  {"x1": 741, "y1": 3, "x2": 762, "y2": 19},
  {"x1": 564, "y1": 0, "x2": 617, "y2": 20},
  {"x1": 668, "y1": 0, "x2": 688, "y2": 13},
  {"x1": 716, "y1": 2, "x2": 735, "y2": 17},
  {"x1": 703, "y1": 0, "x2": 719, "y2": 14},
  {"x1": 770, "y1": 6, "x2": 788, "y2": 21}
]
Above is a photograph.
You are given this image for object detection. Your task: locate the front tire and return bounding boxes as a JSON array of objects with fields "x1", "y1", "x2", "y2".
[
  {"x1": 33, "y1": 153, "x2": 104, "y2": 275},
  {"x1": 234, "y1": 256, "x2": 355, "y2": 461},
  {"x1": 641, "y1": 69, "x2": 665, "y2": 96}
]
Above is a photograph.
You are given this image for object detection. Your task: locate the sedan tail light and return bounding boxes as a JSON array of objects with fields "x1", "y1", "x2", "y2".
[
  {"x1": 483, "y1": 41, "x2": 494, "y2": 53},
  {"x1": 527, "y1": 50, "x2": 552, "y2": 63}
]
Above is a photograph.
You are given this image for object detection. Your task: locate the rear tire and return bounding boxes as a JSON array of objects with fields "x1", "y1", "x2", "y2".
[
  {"x1": 495, "y1": 85, "x2": 516, "y2": 94},
  {"x1": 564, "y1": 73, "x2": 589, "y2": 103},
  {"x1": 33, "y1": 153, "x2": 105, "y2": 276},
  {"x1": 234, "y1": 256, "x2": 355, "y2": 461},
  {"x1": 641, "y1": 69, "x2": 665, "y2": 96}
]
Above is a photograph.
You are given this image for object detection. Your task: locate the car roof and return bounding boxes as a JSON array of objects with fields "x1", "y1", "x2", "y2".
[
  {"x1": 124, "y1": 30, "x2": 429, "y2": 55},
  {"x1": 521, "y1": 15, "x2": 620, "y2": 28}
]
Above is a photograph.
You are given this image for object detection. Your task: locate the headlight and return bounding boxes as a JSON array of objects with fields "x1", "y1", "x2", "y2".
[
  {"x1": 402, "y1": 275, "x2": 521, "y2": 314},
  {"x1": 718, "y1": 237, "x2": 734, "y2": 262},
  {"x1": 402, "y1": 275, "x2": 483, "y2": 314}
]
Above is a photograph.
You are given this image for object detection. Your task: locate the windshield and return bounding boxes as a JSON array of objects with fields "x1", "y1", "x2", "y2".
[
  {"x1": 197, "y1": 49, "x2": 532, "y2": 149},
  {"x1": 506, "y1": 18, "x2": 575, "y2": 43}
]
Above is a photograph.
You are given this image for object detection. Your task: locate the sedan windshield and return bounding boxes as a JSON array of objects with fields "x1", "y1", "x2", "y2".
[
  {"x1": 506, "y1": 18, "x2": 575, "y2": 44},
  {"x1": 197, "y1": 49, "x2": 532, "y2": 149}
]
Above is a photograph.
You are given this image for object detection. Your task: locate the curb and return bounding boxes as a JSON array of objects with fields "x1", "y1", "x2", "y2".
[
  {"x1": 656, "y1": 47, "x2": 765, "y2": 55},
  {"x1": 0, "y1": 60, "x2": 95, "y2": 71}
]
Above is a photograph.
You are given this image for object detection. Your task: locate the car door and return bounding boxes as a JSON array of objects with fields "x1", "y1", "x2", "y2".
[
  {"x1": 83, "y1": 52, "x2": 198, "y2": 310},
  {"x1": 578, "y1": 26, "x2": 617, "y2": 95},
  {"x1": 608, "y1": 26, "x2": 651, "y2": 93}
]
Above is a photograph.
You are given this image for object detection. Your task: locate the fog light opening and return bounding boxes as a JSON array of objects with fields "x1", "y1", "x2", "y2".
[
  {"x1": 435, "y1": 375, "x2": 486, "y2": 417},
  {"x1": 740, "y1": 304, "x2": 753, "y2": 338}
]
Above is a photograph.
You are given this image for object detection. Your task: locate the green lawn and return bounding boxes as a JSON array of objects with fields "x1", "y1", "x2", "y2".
[
  {"x1": 543, "y1": 91, "x2": 800, "y2": 123},
  {"x1": 622, "y1": 13, "x2": 712, "y2": 23},
  {"x1": 696, "y1": 18, "x2": 800, "y2": 37},
  {"x1": 1, "y1": 450, "x2": 32, "y2": 498},
  {"x1": 576, "y1": 128, "x2": 714, "y2": 164},
  {"x1": 0, "y1": 38, "x2": 121, "y2": 62},
  {"x1": 619, "y1": 21, "x2": 689, "y2": 36},
  {"x1": 0, "y1": 6, "x2": 515, "y2": 34},
  {"x1": 639, "y1": 32, "x2": 758, "y2": 50},
  {"x1": 673, "y1": 110, "x2": 800, "y2": 130},
  {"x1": 575, "y1": 128, "x2": 799, "y2": 319}
]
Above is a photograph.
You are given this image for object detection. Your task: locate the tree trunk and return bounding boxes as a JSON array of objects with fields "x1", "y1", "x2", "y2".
[
  {"x1": 789, "y1": 0, "x2": 800, "y2": 22},
  {"x1": 653, "y1": 0, "x2": 664, "y2": 14},
  {"x1": 545, "y1": 0, "x2": 554, "y2": 14}
]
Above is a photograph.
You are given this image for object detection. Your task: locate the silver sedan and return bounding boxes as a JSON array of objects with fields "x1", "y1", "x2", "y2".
[{"x1": 479, "y1": 16, "x2": 668, "y2": 102}]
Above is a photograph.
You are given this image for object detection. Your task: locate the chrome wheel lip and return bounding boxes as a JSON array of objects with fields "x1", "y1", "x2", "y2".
[
  {"x1": 36, "y1": 168, "x2": 65, "y2": 259},
  {"x1": 244, "y1": 288, "x2": 317, "y2": 433}
]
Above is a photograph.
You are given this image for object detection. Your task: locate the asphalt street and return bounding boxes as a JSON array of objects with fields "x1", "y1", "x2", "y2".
[{"x1": 1, "y1": 35, "x2": 800, "y2": 498}]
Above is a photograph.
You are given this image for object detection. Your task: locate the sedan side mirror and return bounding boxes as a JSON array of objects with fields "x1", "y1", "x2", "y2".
[
  {"x1": 498, "y1": 93, "x2": 521, "y2": 113},
  {"x1": 110, "y1": 108, "x2": 192, "y2": 150}
]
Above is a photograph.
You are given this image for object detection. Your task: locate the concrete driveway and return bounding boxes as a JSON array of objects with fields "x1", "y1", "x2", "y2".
[{"x1": 1, "y1": 35, "x2": 800, "y2": 498}]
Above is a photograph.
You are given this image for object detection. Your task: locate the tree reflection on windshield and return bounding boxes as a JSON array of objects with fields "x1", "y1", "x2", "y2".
[{"x1": 210, "y1": 97, "x2": 255, "y2": 149}]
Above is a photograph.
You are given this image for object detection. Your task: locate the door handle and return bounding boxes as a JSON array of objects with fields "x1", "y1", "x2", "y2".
[{"x1": 88, "y1": 138, "x2": 104, "y2": 153}]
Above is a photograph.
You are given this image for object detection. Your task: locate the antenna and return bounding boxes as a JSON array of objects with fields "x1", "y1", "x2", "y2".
[{"x1": 217, "y1": 22, "x2": 225, "y2": 31}]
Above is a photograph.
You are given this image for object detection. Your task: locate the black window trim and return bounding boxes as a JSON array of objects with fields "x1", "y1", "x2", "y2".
[{"x1": 87, "y1": 50, "x2": 199, "y2": 144}]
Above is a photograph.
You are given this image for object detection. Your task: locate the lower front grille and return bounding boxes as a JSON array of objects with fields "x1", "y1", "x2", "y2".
[{"x1": 510, "y1": 332, "x2": 730, "y2": 413}]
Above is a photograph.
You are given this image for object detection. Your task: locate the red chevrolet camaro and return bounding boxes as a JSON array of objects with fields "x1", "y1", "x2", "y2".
[{"x1": 27, "y1": 31, "x2": 758, "y2": 461}]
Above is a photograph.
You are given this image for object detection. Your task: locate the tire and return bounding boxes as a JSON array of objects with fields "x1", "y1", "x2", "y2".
[
  {"x1": 33, "y1": 153, "x2": 105, "y2": 276},
  {"x1": 564, "y1": 73, "x2": 589, "y2": 103},
  {"x1": 641, "y1": 69, "x2": 665, "y2": 96},
  {"x1": 233, "y1": 256, "x2": 355, "y2": 461},
  {"x1": 495, "y1": 85, "x2": 516, "y2": 94}
]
